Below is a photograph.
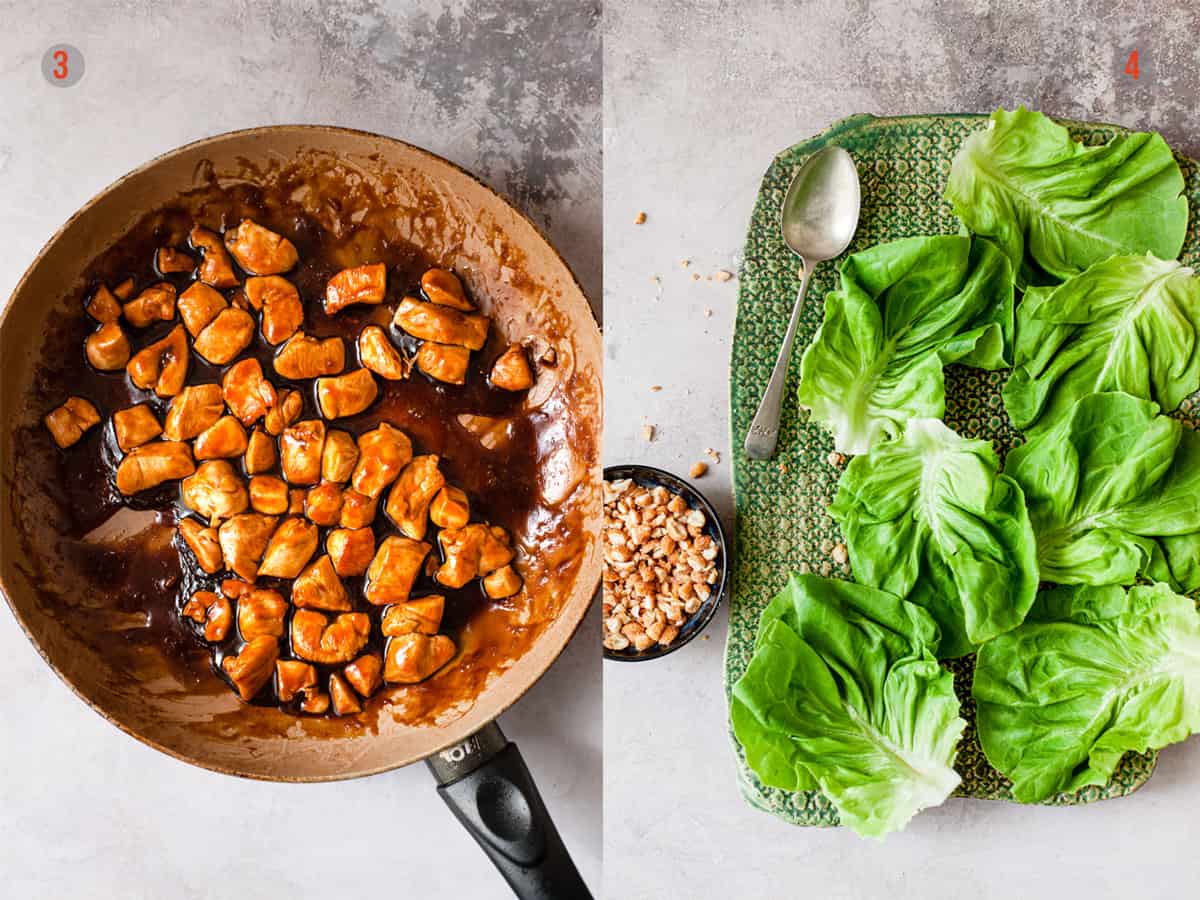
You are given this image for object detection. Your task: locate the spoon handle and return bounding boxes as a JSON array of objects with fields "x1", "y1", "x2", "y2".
[{"x1": 743, "y1": 262, "x2": 812, "y2": 460}]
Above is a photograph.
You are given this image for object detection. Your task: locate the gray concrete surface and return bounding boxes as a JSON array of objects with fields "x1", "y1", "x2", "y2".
[
  {"x1": 0, "y1": 2, "x2": 600, "y2": 898},
  {"x1": 603, "y1": 1, "x2": 1200, "y2": 898}
]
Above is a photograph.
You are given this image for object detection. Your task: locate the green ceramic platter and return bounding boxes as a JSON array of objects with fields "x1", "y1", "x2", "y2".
[{"x1": 725, "y1": 112, "x2": 1200, "y2": 827}]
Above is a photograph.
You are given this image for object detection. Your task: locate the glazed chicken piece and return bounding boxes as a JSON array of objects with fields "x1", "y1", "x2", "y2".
[
  {"x1": 343, "y1": 653, "x2": 383, "y2": 698},
  {"x1": 257, "y1": 517, "x2": 319, "y2": 579},
  {"x1": 222, "y1": 359, "x2": 277, "y2": 426},
  {"x1": 300, "y1": 690, "x2": 331, "y2": 714},
  {"x1": 236, "y1": 588, "x2": 288, "y2": 640},
  {"x1": 436, "y1": 523, "x2": 515, "y2": 589},
  {"x1": 291, "y1": 610, "x2": 370, "y2": 665},
  {"x1": 393, "y1": 297, "x2": 488, "y2": 350},
  {"x1": 384, "y1": 455, "x2": 445, "y2": 541},
  {"x1": 364, "y1": 535, "x2": 431, "y2": 605},
  {"x1": 112, "y1": 278, "x2": 136, "y2": 301},
  {"x1": 329, "y1": 672, "x2": 362, "y2": 715},
  {"x1": 490, "y1": 344, "x2": 534, "y2": 391},
  {"x1": 324, "y1": 263, "x2": 387, "y2": 314},
  {"x1": 181, "y1": 460, "x2": 249, "y2": 523},
  {"x1": 421, "y1": 268, "x2": 473, "y2": 311},
  {"x1": 190, "y1": 225, "x2": 240, "y2": 288},
  {"x1": 224, "y1": 219, "x2": 299, "y2": 275},
  {"x1": 193, "y1": 307, "x2": 255, "y2": 365},
  {"x1": 274, "y1": 332, "x2": 345, "y2": 380},
  {"x1": 163, "y1": 383, "x2": 224, "y2": 441},
  {"x1": 321, "y1": 429, "x2": 359, "y2": 483},
  {"x1": 483, "y1": 564, "x2": 523, "y2": 599},
  {"x1": 244, "y1": 275, "x2": 303, "y2": 345},
  {"x1": 182, "y1": 590, "x2": 232, "y2": 642},
  {"x1": 456, "y1": 413, "x2": 513, "y2": 451},
  {"x1": 194, "y1": 416, "x2": 249, "y2": 460},
  {"x1": 249, "y1": 475, "x2": 290, "y2": 514},
  {"x1": 178, "y1": 281, "x2": 228, "y2": 337},
  {"x1": 112, "y1": 404, "x2": 162, "y2": 452},
  {"x1": 289, "y1": 488, "x2": 308, "y2": 514},
  {"x1": 304, "y1": 482, "x2": 344, "y2": 526},
  {"x1": 292, "y1": 554, "x2": 351, "y2": 611},
  {"x1": 280, "y1": 420, "x2": 326, "y2": 485},
  {"x1": 430, "y1": 485, "x2": 470, "y2": 530},
  {"x1": 86, "y1": 322, "x2": 131, "y2": 371},
  {"x1": 127, "y1": 325, "x2": 189, "y2": 396},
  {"x1": 316, "y1": 368, "x2": 378, "y2": 420},
  {"x1": 116, "y1": 440, "x2": 195, "y2": 495},
  {"x1": 123, "y1": 282, "x2": 177, "y2": 328},
  {"x1": 415, "y1": 342, "x2": 470, "y2": 385},
  {"x1": 339, "y1": 489, "x2": 379, "y2": 529},
  {"x1": 384, "y1": 634, "x2": 456, "y2": 684},
  {"x1": 381, "y1": 595, "x2": 445, "y2": 637},
  {"x1": 350, "y1": 423, "x2": 413, "y2": 498},
  {"x1": 222, "y1": 635, "x2": 280, "y2": 701},
  {"x1": 358, "y1": 325, "x2": 411, "y2": 380},
  {"x1": 276, "y1": 660, "x2": 318, "y2": 703},
  {"x1": 85, "y1": 284, "x2": 122, "y2": 323},
  {"x1": 263, "y1": 388, "x2": 302, "y2": 436},
  {"x1": 217, "y1": 513, "x2": 278, "y2": 581},
  {"x1": 44, "y1": 397, "x2": 101, "y2": 449},
  {"x1": 178, "y1": 517, "x2": 223, "y2": 574},
  {"x1": 244, "y1": 428, "x2": 276, "y2": 474},
  {"x1": 156, "y1": 247, "x2": 194, "y2": 274},
  {"x1": 327, "y1": 527, "x2": 375, "y2": 577}
]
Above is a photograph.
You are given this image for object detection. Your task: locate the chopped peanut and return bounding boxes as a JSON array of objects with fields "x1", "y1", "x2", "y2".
[
  {"x1": 274, "y1": 332, "x2": 345, "y2": 380},
  {"x1": 181, "y1": 460, "x2": 249, "y2": 523},
  {"x1": 292, "y1": 554, "x2": 351, "y2": 611},
  {"x1": 416, "y1": 342, "x2": 470, "y2": 384},
  {"x1": 280, "y1": 420, "x2": 325, "y2": 485},
  {"x1": 321, "y1": 429, "x2": 359, "y2": 483},
  {"x1": 351, "y1": 423, "x2": 413, "y2": 498},
  {"x1": 490, "y1": 344, "x2": 534, "y2": 391},
  {"x1": 358, "y1": 325, "x2": 411, "y2": 380},
  {"x1": 383, "y1": 454, "x2": 445, "y2": 540},
  {"x1": 224, "y1": 219, "x2": 298, "y2": 275},
  {"x1": 327, "y1": 527, "x2": 375, "y2": 576},
  {"x1": 364, "y1": 535, "x2": 431, "y2": 605},
  {"x1": 222, "y1": 359, "x2": 277, "y2": 426},
  {"x1": 116, "y1": 440, "x2": 194, "y2": 494},
  {"x1": 182, "y1": 590, "x2": 232, "y2": 642},
  {"x1": 244, "y1": 276, "x2": 303, "y2": 345},
  {"x1": 222, "y1": 635, "x2": 279, "y2": 701},
  {"x1": 393, "y1": 297, "x2": 488, "y2": 350},
  {"x1": 429, "y1": 485, "x2": 470, "y2": 530},
  {"x1": 316, "y1": 368, "x2": 378, "y2": 420},
  {"x1": 384, "y1": 633, "x2": 455, "y2": 684},
  {"x1": 325, "y1": 263, "x2": 387, "y2": 314},
  {"x1": 190, "y1": 225, "x2": 239, "y2": 288},
  {"x1": 256, "y1": 517, "x2": 319, "y2": 579},
  {"x1": 421, "y1": 268, "x2": 473, "y2": 311},
  {"x1": 126, "y1": 325, "x2": 189, "y2": 396},
  {"x1": 123, "y1": 282, "x2": 177, "y2": 328},
  {"x1": 178, "y1": 518, "x2": 223, "y2": 574},
  {"x1": 85, "y1": 322, "x2": 131, "y2": 371},
  {"x1": 291, "y1": 610, "x2": 370, "y2": 665},
  {"x1": 194, "y1": 416, "x2": 249, "y2": 460},
  {"x1": 44, "y1": 397, "x2": 101, "y2": 449},
  {"x1": 249, "y1": 475, "x2": 290, "y2": 514}
]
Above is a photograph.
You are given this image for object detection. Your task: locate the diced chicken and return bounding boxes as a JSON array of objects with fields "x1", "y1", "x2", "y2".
[
  {"x1": 289, "y1": 488, "x2": 307, "y2": 514},
  {"x1": 276, "y1": 660, "x2": 318, "y2": 703},
  {"x1": 224, "y1": 219, "x2": 299, "y2": 275},
  {"x1": 127, "y1": 325, "x2": 189, "y2": 396},
  {"x1": 112, "y1": 278, "x2": 136, "y2": 301},
  {"x1": 123, "y1": 282, "x2": 177, "y2": 328},
  {"x1": 483, "y1": 564, "x2": 523, "y2": 599},
  {"x1": 257, "y1": 517, "x2": 319, "y2": 579},
  {"x1": 193, "y1": 307, "x2": 255, "y2": 365},
  {"x1": 416, "y1": 342, "x2": 470, "y2": 385},
  {"x1": 280, "y1": 420, "x2": 325, "y2": 485},
  {"x1": 364, "y1": 535, "x2": 431, "y2": 605},
  {"x1": 217, "y1": 513, "x2": 278, "y2": 581},
  {"x1": 85, "y1": 322, "x2": 131, "y2": 371},
  {"x1": 490, "y1": 344, "x2": 534, "y2": 391},
  {"x1": 339, "y1": 489, "x2": 379, "y2": 529},
  {"x1": 436, "y1": 523, "x2": 515, "y2": 588},
  {"x1": 430, "y1": 485, "x2": 470, "y2": 530},
  {"x1": 358, "y1": 325, "x2": 410, "y2": 380},
  {"x1": 343, "y1": 653, "x2": 383, "y2": 698},
  {"x1": 393, "y1": 297, "x2": 488, "y2": 350},
  {"x1": 111, "y1": 404, "x2": 161, "y2": 453},
  {"x1": 381, "y1": 595, "x2": 445, "y2": 637},
  {"x1": 163, "y1": 383, "x2": 224, "y2": 441},
  {"x1": 291, "y1": 610, "x2": 370, "y2": 664},
  {"x1": 327, "y1": 527, "x2": 375, "y2": 577},
  {"x1": 292, "y1": 554, "x2": 351, "y2": 611},
  {"x1": 178, "y1": 517, "x2": 223, "y2": 574},
  {"x1": 194, "y1": 416, "x2": 249, "y2": 460},
  {"x1": 178, "y1": 282, "x2": 228, "y2": 337},
  {"x1": 249, "y1": 475, "x2": 290, "y2": 514},
  {"x1": 316, "y1": 369, "x2": 377, "y2": 420},
  {"x1": 456, "y1": 413, "x2": 513, "y2": 451},
  {"x1": 304, "y1": 482, "x2": 344, "y2": 526},
  {"x1": 181, "y1": 460, "x2": 249, "y2": 523},
  {"x1": 222, "y1": 359, "x2": 277, "y2": 425},
  {"x1": 190, "y1": 225, "x2": 240, "y2": 288},
  {"x1": 329, "y1": 672, "x2": 362, "y2": 715},
  {"x1": 236, "y1": 588, "x2": 288, "y2": 640},
  {"x1": 222, "y1": 635, "x2": 280, "y2": 701},
  {"x1": 274, "y1": 332, "x2": 345, "y2": 380},
  {"x1": 44, "y1": 397, "x2": 101, "y2": 449},
  {"x1": 244, "y1": 427, "x2": 276, "y2": 474},
  {"x1": 325, "y1": 263, "x2": 387, "y2": 314},
  {"x1": 300, "y1": 690, "x2": 330, "y2": 714},
  {"x1": 157, "y1": 247, "x2": 194, "y2": 274},
  {"x1": 350, "y1": 423, "x2": 413, "y2": 498},
  {"x1": 116, "y1": 440, "x2": 195, "y2": 494},
  {"x1": 384, "y1": 455, "x2": 445, "y2": 540},
  {"x1": 86, "y1": 284, "x2": 122, "y2": 323},
  {"x1": 182, "y1": 590, "x2": 232, "y2": 642},
  {"x1": 245, "y1": 276, "x2": 304, "y2": 345},
  {"x1": 263, "y1": 388, "x2": 302, "y2": 436},
  {"x1": 421, "y1": 268, "x2": 473, "y2": 311},
  {"x1": 384, "y1": 634, "x2": 456, "y2": 684},
  {"x1": 321, "y1": 429, "x2": 359, "y2": 483}
]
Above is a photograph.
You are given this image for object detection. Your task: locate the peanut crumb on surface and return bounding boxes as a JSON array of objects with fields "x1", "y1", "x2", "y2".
[
  {"x1": 650, "y1": 275, "x2": 661, "y2": 283},
  {"x1": 634, "y1": 211, "x2": 647, "y2": 224},
  {"x1": 680, "y1": 258, "x2": 691, "y2": 268},
  {"x1": 703, "y1": 307, "x2": 713, "y2": 317},
  {"x1": 691, "y1": 273, "x2": 701, "y2": 281},
  {"x1": 689, "y1": 461, "x2": 708, "y2": 478},
  {"x1": 650, "y1": 385, "x2": 662, "y2": 392},
  {"x1": 714, "y1": 269, "x2": 733, "y2": 282},
  {"x1": 832, "y1": 542, "x2": 849, "y2": 565},
  {"x1": 827, "y1": 450, "x2": 845, "y2": 467},
  {"x1": 705, "y1": 448, "x2": 721, "y2": 464},
  {"x1": 642, "y1": 424, "x2": 656, "y2": 441}
]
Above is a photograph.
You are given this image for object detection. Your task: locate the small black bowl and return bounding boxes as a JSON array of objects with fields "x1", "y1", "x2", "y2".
[{"x1": 602, "y1": 464, "x2": 729, "y2": 661}]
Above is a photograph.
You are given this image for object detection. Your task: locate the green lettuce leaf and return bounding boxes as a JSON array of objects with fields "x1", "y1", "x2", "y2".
[
  {"x1": 945, "y1": 106, "x2": 1187, "y2": 287},
  {"x1": 730, "y1": 574, "x2": 964, "y2": 838},
  {"x1": 1004, "y1": 254, "x2": 1200, "y2": 433},
  {"x1": 829, "y1": 419, "x2": 1038, "y2": 658},
  {"x1": 796, "y1": 234, "x2": 1014, "y2": 454},
  {"x1": 1004, "y1": 391, "x2": 1200, "y2": 587},
  {"x1": 973, "y1": 582, "x2": 1200, "y2": 803}
]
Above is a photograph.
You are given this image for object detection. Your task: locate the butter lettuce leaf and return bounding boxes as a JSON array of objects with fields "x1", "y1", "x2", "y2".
[
  {"x1": 829, "y1": 419, "x2": 1038, "y2": 658},
  {"x1": 731, "y1": 574, "x2": 964, "y2": 838},
  {"x1": 945, "y1": 107, "x2": 1187, "y2": 287},
  {"x1": 974, "y1": 582, "x2": 1200, "y2": 803},
  {"x1": 796, "y1": 235, "x2": 1014, "y2": 454}
]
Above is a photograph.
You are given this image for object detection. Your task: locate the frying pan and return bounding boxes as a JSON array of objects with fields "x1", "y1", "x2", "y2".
[{"x1": 0, "y1": 126, "x2": 601, "y2": 899}]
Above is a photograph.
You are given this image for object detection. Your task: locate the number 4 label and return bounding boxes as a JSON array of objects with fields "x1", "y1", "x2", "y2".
[{"x1": 1125, "y1": 49, "x2": 1140, "y2": 80}]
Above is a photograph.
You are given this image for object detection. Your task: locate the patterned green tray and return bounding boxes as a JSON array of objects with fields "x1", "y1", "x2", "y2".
[{"x1": 725, "y1": 113, "x2": 1200, "y2": 826}]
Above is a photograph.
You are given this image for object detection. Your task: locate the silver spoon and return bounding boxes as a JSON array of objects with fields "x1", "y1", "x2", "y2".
[{"x1": 743, "y1": 147, "x2": 861, "y2": 459}]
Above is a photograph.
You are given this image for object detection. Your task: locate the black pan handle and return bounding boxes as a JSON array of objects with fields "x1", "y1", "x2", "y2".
[{"x1": 427, "y1": 721, "x2": 592, "y2": 900}]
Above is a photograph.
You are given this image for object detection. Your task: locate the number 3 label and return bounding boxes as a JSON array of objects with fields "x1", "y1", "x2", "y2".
[{"x1": 41, "y1": 44, "x2": 84, "y2": 87}]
